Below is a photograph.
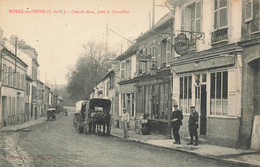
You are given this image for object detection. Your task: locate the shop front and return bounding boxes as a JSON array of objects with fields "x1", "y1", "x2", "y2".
[
  {"x1": 135, "y1": 69, "x2": 172, "y2": 136},
  {"x1": 171, "y1": 45, "x2": 243, "y2": 148},
  {"x1": 118, "y1": 80, "x2": 135, "y2": 130}
]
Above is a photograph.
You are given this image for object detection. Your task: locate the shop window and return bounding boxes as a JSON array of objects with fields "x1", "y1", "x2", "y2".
[
  {"x1": 179, "y1": 76, "x2": 192, "y2": 114},
  {"x1": 210, "y1": 71, "x2": 228, "y2": 116}
]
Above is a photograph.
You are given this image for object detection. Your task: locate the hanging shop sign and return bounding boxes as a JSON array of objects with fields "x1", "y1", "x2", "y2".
[{"x1": 174, "y1": 33, "x2": 189, "y2": 55}]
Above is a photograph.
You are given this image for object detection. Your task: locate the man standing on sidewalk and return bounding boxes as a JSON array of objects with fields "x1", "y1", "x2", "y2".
[
  {"x1": 121, "y1": 109, "x2": 129, "y2": 138},
  {"x1": 187, "y1": 106, "x2": 199, "y2": 146},
  {"x1": 171, "y1": 104, "x2": 183, "y2": 144}
]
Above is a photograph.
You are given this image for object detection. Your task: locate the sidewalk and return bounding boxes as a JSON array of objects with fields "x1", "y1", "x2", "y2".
[
  {"x1": 0, "y1": 117, "x2": 47, "y2": 132},
  {"x1": 111, "y1": 127, "x2": 260, "y2": 167}
]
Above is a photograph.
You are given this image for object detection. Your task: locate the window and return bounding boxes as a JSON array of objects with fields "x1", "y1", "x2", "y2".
[
  {"x1": 106, "y1": 81, "x2": 109, "y2": 96},
  {"x1": 214, "y1": 0, "x2": 228, "y2": 29},
  {"x1": 210, "y1": 71, "x2": 228, "y2": 116},
  {"x1": 150, "y1": 45, "x2": 156, "y2": 67},
  {"x1": 32, "y1": 67, "x2": 37, "y2": 80},
  {"x1": 26, "y1": 82, "x2": 30, "y2": 95},
  {"x1": 126, "y1": 60, "x2": 131, "y2": 79},
  {"x1": 17, "y1": 72, "x2": 20, "y2": 88},
  {"x1": 8, "y1": 67, "x2": 12, "y2": 86},
  {"x1": 120, "y1": 62, "x2": 125, "y2": 79},
  {"x1": 3, "y1": 64, "x2": 7, "y2": 85},
  {"x1": 156, "y1": 42, "x2": 162, "y2": 66},
  {"x1": 110, "y1": 75, "x2": 114, "y2": 89},
  {"x1": 179, "y1": 76, "x2": 192, "y2": 114},
  {"x1": 21, "y1": 74, "x2": 25, "y2": 90},
  {"x1": 181, "y1": 2, "x2": 202, "y2": 32},
  {"x1": 161, "y1": 39, "x2": 167, "y2": 65}
]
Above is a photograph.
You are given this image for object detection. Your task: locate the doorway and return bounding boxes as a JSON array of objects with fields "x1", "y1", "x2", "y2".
[
  {"x1": 251, "y1": 59, "x2": 260, "y2": 150},
  {"x1": 2, "y1": 97, "x2": 7, "y2": 127},
  {"x1": 200, "y1": 85, "x2": 207, "y2": 135}
]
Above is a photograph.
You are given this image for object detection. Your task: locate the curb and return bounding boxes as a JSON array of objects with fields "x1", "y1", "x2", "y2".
[
  {"x1": 110, "y1": 133, "x2": 259, "y2": 167},
  {"x1": 0, "y1": 119, "x2": 46, "y2": 133}
]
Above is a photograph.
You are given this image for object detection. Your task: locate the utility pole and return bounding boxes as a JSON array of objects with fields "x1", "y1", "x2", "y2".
[
  {"x1": 106, "y1": 23, "x2": 108, "y2": 55},
  {"x1": 152, "y1": 0, "x2": 155, "y2": 31}
]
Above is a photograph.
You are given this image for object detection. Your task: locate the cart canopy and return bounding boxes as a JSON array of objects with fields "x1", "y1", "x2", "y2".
[
  {"x1": 89, "y1": 98, "x2": 111, "y2": 112},
  {"x1": 75, "y1": 100, "x2": 89, "y2": 114}
]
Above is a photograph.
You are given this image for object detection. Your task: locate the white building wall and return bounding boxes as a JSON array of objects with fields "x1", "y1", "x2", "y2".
[{"x1": 174, "y1": 0, "x2": 242, "y2": 54}]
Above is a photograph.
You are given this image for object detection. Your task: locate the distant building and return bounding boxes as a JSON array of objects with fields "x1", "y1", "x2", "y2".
[{"x1": 0, "y1": 46, "x2": 27, "y2": 127}]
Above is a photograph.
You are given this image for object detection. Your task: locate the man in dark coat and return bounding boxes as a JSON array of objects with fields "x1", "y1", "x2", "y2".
[
  {"x1": 187, "y1": 106, "x2": 199, "y2": 146},
  {"x1": 171, "y1": 104, "x2": 183, "y2": 144}
]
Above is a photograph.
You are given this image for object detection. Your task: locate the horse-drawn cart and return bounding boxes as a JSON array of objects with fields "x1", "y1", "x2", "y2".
[{"x1": 73, "y1": 98, "x2": 111, "y2": 135}]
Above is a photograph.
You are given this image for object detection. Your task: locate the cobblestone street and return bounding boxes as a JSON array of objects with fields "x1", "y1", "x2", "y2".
[{"x1": 0, "y1": 109, "x2": 240, "y2": 167}]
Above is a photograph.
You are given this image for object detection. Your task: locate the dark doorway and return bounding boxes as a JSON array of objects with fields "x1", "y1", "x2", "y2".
[{"x1": 200, "y1": 85, "x2": 207, "y2": 135}]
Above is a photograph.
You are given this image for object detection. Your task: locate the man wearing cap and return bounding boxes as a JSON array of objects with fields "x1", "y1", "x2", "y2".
[
  {"x1": 187, "y1": 106, "x2": 199, "y2": 146},
  {"x1": 171, "y1": 104, "x2": 183, "y2": 144}
]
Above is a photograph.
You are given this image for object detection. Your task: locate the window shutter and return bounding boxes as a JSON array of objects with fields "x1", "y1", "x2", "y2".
[
  {"x1": 228, "y1": 69, "x2": 238, "y2": 116},
  {"x1": 120, "y1": 62, "x2": 125, "y2": 79},
  {"x1": 245, "y1": 0, "x2": 253, "y2": 22}
]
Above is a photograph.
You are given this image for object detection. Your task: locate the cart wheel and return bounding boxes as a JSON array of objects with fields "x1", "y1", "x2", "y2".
[{"x1": 73, "y1": 114, "x2": 81, "y2": 132}]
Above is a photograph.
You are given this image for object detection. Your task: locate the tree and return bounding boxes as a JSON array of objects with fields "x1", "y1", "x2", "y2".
[{"x1": 66, "y1": 41, "x2": 117, "y2": 100}]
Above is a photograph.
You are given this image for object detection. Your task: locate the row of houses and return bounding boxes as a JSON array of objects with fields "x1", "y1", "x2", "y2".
[
  {"x1": 90, "y1": 0, "x2": 260, "y2": 151},
  {"x1": 0, "y1": 29, "x2": 62, "y2": 128}
]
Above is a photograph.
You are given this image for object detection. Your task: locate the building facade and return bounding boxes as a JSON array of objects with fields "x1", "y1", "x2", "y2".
[
  {"x1": 238, "y1": 0, "x2": 260, "y2": 150},
  {"x1": 134, "y1": 13, "x2": 174, "y2": 135},
  {"x1": 1, "y1": 47, "x2": 27, "y2": 127},
  {"x1": 168, "y1": 0, "x2": 243, "y2": 148},
  {"x1": 117, "y1": 44, "x2": 138, "y2": 130}
]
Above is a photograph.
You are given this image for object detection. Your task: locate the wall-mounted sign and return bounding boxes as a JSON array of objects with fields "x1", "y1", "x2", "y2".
[{"x1": 174, "y1": 33, "x2": 189, "y2": 55}]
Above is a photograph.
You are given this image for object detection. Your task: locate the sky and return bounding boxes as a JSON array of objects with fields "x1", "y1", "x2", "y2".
[{"x1": 0, "y1": 0, "x2": 169, "y2": 85}]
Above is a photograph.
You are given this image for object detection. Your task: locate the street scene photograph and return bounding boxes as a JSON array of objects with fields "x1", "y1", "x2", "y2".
[{"x1": 0, "y1": 0, "x2": 260, "y2": 166}]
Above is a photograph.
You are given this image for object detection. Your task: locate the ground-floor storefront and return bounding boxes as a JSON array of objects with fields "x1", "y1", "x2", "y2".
[
  {"x1": 118, "y1": 80, "x2": 135, "y2": 130},
  {"x1": 171, "y1": 44, "x2": 243, "y2": 148},
  {"x1": 135, "y1": 68, "x2": 172, "y2": 136}
]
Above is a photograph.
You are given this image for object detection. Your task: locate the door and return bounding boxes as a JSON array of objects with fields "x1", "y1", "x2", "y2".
[
  {"x1": 2, "y1": 97, "x2": 7, "y2": 127},
  {"x1": 200, "y1": 85, "x2": 207, "y2": 135},
  {"x1": 251, "y1": 62, "x2": 260, "y2": 150}
]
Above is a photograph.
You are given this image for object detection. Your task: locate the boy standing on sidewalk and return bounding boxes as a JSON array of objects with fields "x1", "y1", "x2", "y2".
[{"x1": 121, "y1": 109, "x2": 129, "y2": 138}]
